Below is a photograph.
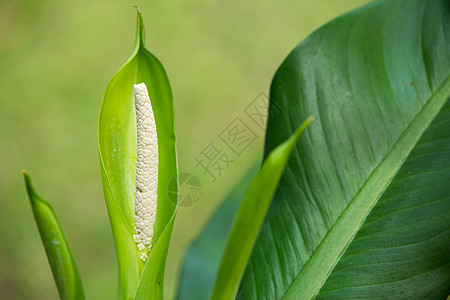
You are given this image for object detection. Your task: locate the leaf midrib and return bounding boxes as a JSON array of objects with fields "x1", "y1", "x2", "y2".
[{"x1": 282, "y1": 74, "x2": 450, "y2": 300}]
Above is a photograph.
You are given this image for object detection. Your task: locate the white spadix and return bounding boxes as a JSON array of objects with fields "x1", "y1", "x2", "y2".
[{"x1": 133, "y1": 82, "x2": 158, "y2": 262}]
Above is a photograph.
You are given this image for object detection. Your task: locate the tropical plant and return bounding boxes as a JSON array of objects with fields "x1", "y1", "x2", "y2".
[
  {"x1": 22, "y1": 0, "x2": 449, "y2": 299},
  {"x1": 179, "y1": 0, "x2": 450, "y2": 299}
]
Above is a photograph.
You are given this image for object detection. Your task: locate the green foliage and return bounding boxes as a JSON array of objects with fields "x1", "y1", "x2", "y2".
[
  {"x1": 7, "y1": 1, "x2": 372, "y2": 299},
  {"x1": 179, "y1": 0, "x2": 450, "y2": 299},
  {"x1": 22, "y1": 171, "x2": 85, "y2": 300},
  {"x1": 134, "y1": 216, "x2": 175, "y2": 299},
  {"x1": 98, "y1": 10, "x2": 177, "y2": 299},
  {"x1": 238, "y1": 0, "x2": 450, "y2": 298},
  {"x1": 20, "y1": 0, "x2": 450, "y2": 299},
  {"x1": 177, "y1": 163, "x2": 260, "y2": 300},
  {"x1": 22, "y1": 10, "x2": 178, "y2": 300},
  {"x1": 210, "y1": 117, "x2": 314, "y2": 300}
]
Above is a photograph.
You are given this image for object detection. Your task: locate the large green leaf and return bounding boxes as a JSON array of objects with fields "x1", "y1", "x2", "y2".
[
  {"x1": 211, "y1": 117, "x2": 314, "y2": 300},
  {"x1": 22, "y1": 171, "x2": 85, "y2": 300},
  {"x1": 239, "y1": 0, "x2": 450, "y2": 299},
  {"x1": 98, "y1": 10, "x2": 177, "y2": 299},
  {"x1": 176, "y1": 162, "x2": 260, "y2": 300}
]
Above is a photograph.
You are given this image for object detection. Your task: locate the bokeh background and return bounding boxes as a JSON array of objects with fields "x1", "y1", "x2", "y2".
[{"x1": 0, "y1": 0, "x2": 371, "y2": 299}]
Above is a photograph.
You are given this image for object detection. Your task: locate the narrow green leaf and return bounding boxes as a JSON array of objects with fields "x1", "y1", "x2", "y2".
[
  {"x1": 176, "y1": 161, "x2": 261, "y2": 300},
  {"x1": 239, "y1": 0, "x2": 450, "y2": 298},
  {"x1": 98, "y1": 9, "x2": 177, "y2": 299},
  {"x1": 210, "y1": 116, "x2": 314, "y2": 300},
  {"x1": 22, "y1": 171, "x2": 85, "y2": 300}
]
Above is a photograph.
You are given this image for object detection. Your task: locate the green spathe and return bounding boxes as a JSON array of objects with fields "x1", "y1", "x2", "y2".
[{"x1": 98, "y1": 9, "x2": 177, "y2": 299}]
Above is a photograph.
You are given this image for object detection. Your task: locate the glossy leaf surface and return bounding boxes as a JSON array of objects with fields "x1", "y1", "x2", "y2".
[{"x1": 239, "y1": 0, "x2": 450, "y2": 299}]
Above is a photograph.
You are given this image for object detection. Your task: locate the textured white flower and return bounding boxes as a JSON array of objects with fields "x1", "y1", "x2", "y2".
[{"x1": 132, "y1": 82, "x2": 158, "y2": 261}]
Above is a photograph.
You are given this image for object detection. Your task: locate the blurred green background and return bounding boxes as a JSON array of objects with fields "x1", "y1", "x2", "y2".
[{"x1": 0, "y1": 0, "x2": 370, "y2": 299}]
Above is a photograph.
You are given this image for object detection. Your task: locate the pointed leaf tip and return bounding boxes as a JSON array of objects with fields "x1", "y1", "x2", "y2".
[
  {"x1": 22, "y1": 172, "x2": 85, "y2": 300},
  {"x1": 135, "y1": 7, "x2": 145, "y2": 48},
  {"x1": 211, "y1": 117, "x2": 313, "y2": 300}
]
